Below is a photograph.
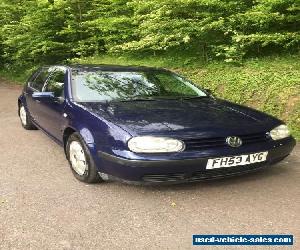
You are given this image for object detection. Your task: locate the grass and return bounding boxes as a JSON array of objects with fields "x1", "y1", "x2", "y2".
[
  {"x1": 1, "y1": 53, "x2": 299, "y2": 139},
  {"x1": 0, "y1": 67, "x2": 33, "y2": 84}
]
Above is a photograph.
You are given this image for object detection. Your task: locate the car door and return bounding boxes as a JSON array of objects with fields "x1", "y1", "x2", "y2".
[
  {"x1": 36, "y1": 67, "x2": 67, "y2": 141},
  {"x1": 25, "y1": 67, "x2": 52, "y2": 125}
]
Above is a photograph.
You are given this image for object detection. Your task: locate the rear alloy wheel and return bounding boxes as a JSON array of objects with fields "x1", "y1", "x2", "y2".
[
  {"x1": 66, "y1": 132, "x2": 102, "y2": 183},
  {"x1": 19, "y1": 105, "x2": 37, "y2": 130}
]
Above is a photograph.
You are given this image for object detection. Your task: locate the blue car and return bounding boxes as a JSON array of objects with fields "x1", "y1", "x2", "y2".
[{"x1": 18, "y1": 65, "x2": 296, "y2": 184}]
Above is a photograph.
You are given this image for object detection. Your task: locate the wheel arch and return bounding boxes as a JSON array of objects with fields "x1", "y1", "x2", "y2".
[
  {"x1": 63, "y1": 126, "x2": 96, "y2": 154},
  {"x1": 63, "y1": 126, "x2": 102, "y2": 183}
]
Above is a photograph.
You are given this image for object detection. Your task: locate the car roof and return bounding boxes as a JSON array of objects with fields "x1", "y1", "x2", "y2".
[{"x1": 49, "y1": 64, "x2": 170, "y2": 72}]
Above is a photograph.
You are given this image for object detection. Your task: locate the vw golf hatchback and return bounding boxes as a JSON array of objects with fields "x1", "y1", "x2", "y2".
[{"x1": 18, "y1": 65, "x2": 296, "y2": 184}]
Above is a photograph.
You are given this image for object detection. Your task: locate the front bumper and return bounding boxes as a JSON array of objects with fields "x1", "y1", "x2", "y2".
[{"x1": 97, "y1": 137, "x2": 296, "y2": 184}]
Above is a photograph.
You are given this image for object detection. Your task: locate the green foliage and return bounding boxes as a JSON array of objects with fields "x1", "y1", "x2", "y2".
[
  {"x1": 111, "y1": 0, "x2": 300, "y2": 63},
  {"x1": 0, "y1": 0, "x2": 299, "y2": 66},
  {"x1": 0, "y1": 0, "x2": 134, "y2": 66}
]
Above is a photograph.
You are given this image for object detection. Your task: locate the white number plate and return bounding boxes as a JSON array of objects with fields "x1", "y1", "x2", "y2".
[{"x1": 206, "y1": 151, "x2": 268, "y2": 170}]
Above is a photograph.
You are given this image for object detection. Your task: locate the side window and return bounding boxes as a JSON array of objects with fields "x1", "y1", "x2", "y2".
[
  {"x1": 44, "y1": 69, "x2": 66, "y2": 98},
  {"x1": 30, "y1": 68, "x2": 50, "y2": 91}
]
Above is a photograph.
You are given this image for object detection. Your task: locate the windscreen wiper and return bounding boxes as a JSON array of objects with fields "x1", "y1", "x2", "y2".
[
  {"x1": 117, "y1": 96, "x2": 209, "y2": 102},
  {"x1": 181, "y1": 96, "x2": 209, "y2": 100},
  {"x1": 118, "y1": 97, "x2": 157, "y2": 102}
]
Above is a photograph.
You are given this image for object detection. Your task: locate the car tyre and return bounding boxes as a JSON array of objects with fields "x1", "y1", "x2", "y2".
[
  {"x1": 19, "y1": 104, "x2": 37, "y2": 130},
  {"x1": 66, "y1": 132, "x2": 102, "y2": 183}
]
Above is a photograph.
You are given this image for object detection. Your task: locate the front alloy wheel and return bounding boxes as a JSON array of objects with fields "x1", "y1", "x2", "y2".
[
  {"x1": 66, "y1": 132, "x2": 102, "y2": 183},
  {"x1": 19, "y1": 104, "x2": 36, "y2": 130},
  {"x1": 69, "y1": 141, "x2": 88, "y2": 176}
]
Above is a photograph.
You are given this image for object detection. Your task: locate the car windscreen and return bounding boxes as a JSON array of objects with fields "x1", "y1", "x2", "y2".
[{"x1": 71, "y1": 70, "x2": 207, "y2": 102}]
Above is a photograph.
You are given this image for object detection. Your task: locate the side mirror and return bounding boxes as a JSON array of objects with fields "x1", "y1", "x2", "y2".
[
  {"x1": 32, "y1": 92, "x2": 54, "y2": 98},
  {"x1": 55, "y1": 96, "x2": 65, "y2": 104}
]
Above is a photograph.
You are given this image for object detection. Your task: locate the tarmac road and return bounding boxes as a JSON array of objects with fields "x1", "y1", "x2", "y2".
[{"x1": 0, "y1": 83, "x2": 299, "y2": 250}]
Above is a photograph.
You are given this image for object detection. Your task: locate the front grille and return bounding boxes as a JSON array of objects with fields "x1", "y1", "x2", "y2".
[
  {"x1": 142, "y1": 173, "x2": 185, "y2": 183},
  {"x1": 184, "y1": 132, "x2": 270, "y2": 151},
  {"x1": 142, "y1": 163, "x2": 267, "y2": 183},
  {"x1": 190, "y1": 162, "x2": 266, "y2": 181}
]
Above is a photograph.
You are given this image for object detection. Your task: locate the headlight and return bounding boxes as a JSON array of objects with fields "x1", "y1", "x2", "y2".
[
  {"x1": 128, "y1": 136, "x2": 185, "y2": 153},
  {"x1": 269, "y1": 124, "x2": 290, "y2": 140}
]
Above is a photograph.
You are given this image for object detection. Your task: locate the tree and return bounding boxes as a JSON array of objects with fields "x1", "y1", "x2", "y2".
[{"x1": 0, "y1": 0, "x2": 299, "y2": 66}]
